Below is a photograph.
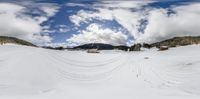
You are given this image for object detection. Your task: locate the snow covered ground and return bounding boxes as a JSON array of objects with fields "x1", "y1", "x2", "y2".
[{"x1": 0, "y1": 44, "x2": 200, "y2": 99}]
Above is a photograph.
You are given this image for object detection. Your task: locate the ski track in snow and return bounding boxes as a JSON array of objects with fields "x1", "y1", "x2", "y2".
[{"x1": 0, "y1": 44, "x2": 200, "y2": 99}]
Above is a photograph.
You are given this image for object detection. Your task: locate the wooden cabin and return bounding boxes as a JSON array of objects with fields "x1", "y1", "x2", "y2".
[
  {"x1": 157, "y1": 46, "x2": 169, "y2": 51},
  {"x1": 87, "y1": 49, "x2": 100, "y2": 53}
]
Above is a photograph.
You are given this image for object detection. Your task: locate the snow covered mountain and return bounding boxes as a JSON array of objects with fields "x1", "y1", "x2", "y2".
[{"x1": 0, "y1": 44, "x2": 200, "y2": 99}]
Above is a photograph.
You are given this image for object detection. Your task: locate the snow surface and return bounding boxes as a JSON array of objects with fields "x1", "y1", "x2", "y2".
[{"x1": 0, "y1": 44, "x2": 200, "y2": 99}]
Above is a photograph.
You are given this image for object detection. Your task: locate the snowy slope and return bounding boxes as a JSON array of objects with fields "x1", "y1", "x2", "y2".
[{"x1": 0, "y1": 44, "x2": 200, "y2": 99}]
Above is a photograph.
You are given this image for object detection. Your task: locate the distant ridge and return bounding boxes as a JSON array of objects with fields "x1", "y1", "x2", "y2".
[
  {"x1": 73, "y1": 43, "x2": 114, "y2": 50},
  {"x1": 73, "y1": 43, "x2": 135, "y2": 51},
  {"x1": 151, "y1": 36, "x2": 200, "y2": 47},
  {"x1": 0, "y1": 36, "x2": 36, "y2": 47},
  {"x1": 42, "y1": 36, "x2": 200, "y2": 51},
  {"x1": 73, "y1": 36, "x2": 200, "y2": 51}
]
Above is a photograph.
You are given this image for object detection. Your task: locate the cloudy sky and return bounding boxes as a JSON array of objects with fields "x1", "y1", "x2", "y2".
[{"x1": 0, "y1": 0, "x2": 200, "y2": 47}]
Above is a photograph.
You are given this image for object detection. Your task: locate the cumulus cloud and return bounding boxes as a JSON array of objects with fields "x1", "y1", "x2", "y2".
[
  {"x1": 68, "y1": 1, "x2": 151, "y2": 45},
  {"x1": 57, "y1": 25, "x2": 69, "y2": 33},
  {"x1": 66, "y1": 0, "x2": 152, "y2": 9},
  {"x1": 93, "y1": 0, "x2": 153, "y2": 9},
  {"x1": 69, "y1": 1, "x2": 150, "y2": 28},
  {"x1": 137, "y1": 3, "x2": 200, "y2": 43},
  {"x1": 43, "y1": 25, "x2": 69, "y2": 34},
  {"x1": 0, "y1": 2, "x2": 59, "y2": 45},
  {"x1": 69, "y1": 8, "x2": 143, "y2": 37},
  {"x1": 69, "y1": 1, "x2": 200, "y2": 45},
  {"x1": 2, "y1": 0, "x2": 199, "y2": 47},
  {"x1": 65, "y1": 3, "x2": 87, "y2": 7},
  {"x1": 69, "y1": 9, "x2": 113, "y2": 26},
  {"x1": 66, "y1": 23, "x2": 128, "y2": 46},
  {"x1": 0, "y1": 3, "x2": 41, "y2": 40},
  {"x1": 40, "y1": 6, "x2": 59, "y2": 17}
]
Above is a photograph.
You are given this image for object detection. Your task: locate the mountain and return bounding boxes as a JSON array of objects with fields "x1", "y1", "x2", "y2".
[
  {"x1": 73, "y1": 43, "x2": 114, "y2": 50},
  {"x1": 151, "y1": 36, "x2": 200, "y2": 47},
  {"x1": 0, "y1": 36, "x2": 36, "y2": 47},
  {"x1": 73, "y1": 43, "x2": 134, "y2": 51},
  {"x1": 73, "y1": 36, "x2": 200, "y2": 51}
]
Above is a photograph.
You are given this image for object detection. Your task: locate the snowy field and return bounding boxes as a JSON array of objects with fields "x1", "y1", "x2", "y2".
[{"x1": 0, "y1": 44, "x2": 200, "y2": 99}]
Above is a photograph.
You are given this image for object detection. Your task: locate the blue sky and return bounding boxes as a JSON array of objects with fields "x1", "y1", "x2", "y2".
[{"x1": 0, "y1": 0, "x2": 200, "y2": 47}]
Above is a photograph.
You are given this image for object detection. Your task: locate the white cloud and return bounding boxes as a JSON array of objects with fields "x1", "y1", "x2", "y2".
[
  {"x1": 65, "y1": 3, "x2": 87, "y2": 7},
  {"x1": 32, "y1": 35, "x2": 53, "y2": 46},
  {"x1": 0, "y1": 3, "x2": 41, "y2": 41},
  {"x1": 69, "y1": 1, "x2": 150, "y2": 27},
  {"x1": 0, "y1": 2, "x2": 60, "y2": 45},
  {"x1": 69, "y1": 8, "x2": 147, "y2": 39},
  {"x1": 66, "y1": 1, "x2": 152, "y2": 9},
  {"x1": 69, "y1": 1, "x2": 200, "y2": 45},
  {"x1": 93, "y1": 0, "x2": 153, "y2": 9},
  {"x1": 43, "y1": 25, "x2": 69, "y2": 34},
  {"x1": 59, "y1": 28, "x2": 69, "y2": 33},
  {"x1": 68, "y1": 1, "x2": 151, "y2": 45},
  {"x1": 111, "y1": 9, "x2": 145, "y2": 39},
  {"x1": 0, "y1": 2, "x2": 24, "y2": 13},
  {"x1": 137, "y1": 3, "x2": 200, "y2": 43},
  {"x1": 69, "y1": 9, "x2": 113, "y2": 26},
  {"x1": 40, "y1": 5, "x2": 60, "y2": 17},
  {"x1": 66, "y1": 23, "x2": 128, "y2": 46},
  {"x1": 57, "y1": 25, "x2": 69, "y2": 33}
]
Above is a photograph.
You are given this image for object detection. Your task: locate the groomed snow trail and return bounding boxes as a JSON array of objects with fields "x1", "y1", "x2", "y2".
[{"x1": 0, "y1": 44, "x2": 200, "y2": 99}]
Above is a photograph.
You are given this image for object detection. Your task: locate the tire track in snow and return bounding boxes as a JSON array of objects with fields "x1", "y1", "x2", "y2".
[
  {"x1": 127, "y1": 50, "x2": 200, "y2": 95},
  {"x1": 42, "y1": 50, "x2": 128, "y2": 81},
  {"x1": 127, "y1": 53, "x2": 183, "y2": 88}
]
